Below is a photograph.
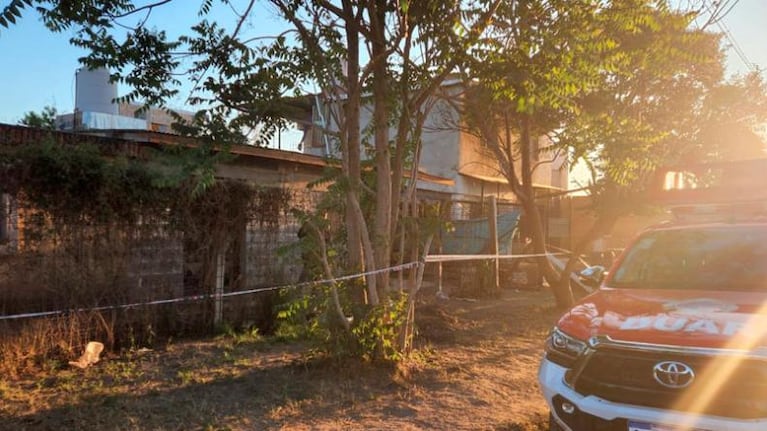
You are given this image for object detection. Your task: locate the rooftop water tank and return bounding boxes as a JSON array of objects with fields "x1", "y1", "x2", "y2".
[{"x1": 75, "y1": 67, "x2": 118, "y2": 115}]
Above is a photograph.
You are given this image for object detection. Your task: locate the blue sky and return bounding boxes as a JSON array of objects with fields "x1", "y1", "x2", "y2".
[
  {"x1": 0, "y1": 1, "x2": 288, "y2": 124},
  {"x1": 0, "y1": 0, "x2": 765, "y2": 125}
]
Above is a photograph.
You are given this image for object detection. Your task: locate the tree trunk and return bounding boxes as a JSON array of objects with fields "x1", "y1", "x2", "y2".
[
  {"x1": 342, "y1": 4, "x2": 367, "y2": 305},
  {"x1": 348, "y1": 194, "x2": 379, "y2": 305},
  {"x1": 519, "y1": 116, "x2": 573, "y2": 309},
  {"x1": 370, "y1": 0, "x2": 392, "y2": 297},
  {"x1": 554, "y1": 208, "x2": 621, "y2": 302},
  {"x1": 312, "y1": 221, "x2": 351, "y2": 331},
  {"x1": 399, "y1": 233, "x2": 433, "y2": 354}
]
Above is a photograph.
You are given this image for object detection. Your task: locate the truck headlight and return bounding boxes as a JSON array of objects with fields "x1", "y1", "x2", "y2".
[{"x1": 545, "y1": 328, "x2": 586, "y2": 368}]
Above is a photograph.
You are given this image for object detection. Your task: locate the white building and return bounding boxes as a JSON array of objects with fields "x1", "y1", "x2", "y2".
[
  {"x1": 55, "y1": 67, "x2": 193, "y2": 133},
  {"x1": 287, "y1": 83, "x2": 568, "y2": 220}
]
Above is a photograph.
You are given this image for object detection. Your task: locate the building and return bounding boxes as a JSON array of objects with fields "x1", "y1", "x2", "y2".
[
  {"x1": 54, "y1": 67, "x2": 194, "y2": 133},
  {"x1": 281, "y1": 82, "x2": 569, "y2": 254}
]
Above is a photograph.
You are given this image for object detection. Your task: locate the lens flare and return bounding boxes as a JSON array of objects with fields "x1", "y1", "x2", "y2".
[{"x1": 662, "y1": 302, "x2": 767, "y2": 430}]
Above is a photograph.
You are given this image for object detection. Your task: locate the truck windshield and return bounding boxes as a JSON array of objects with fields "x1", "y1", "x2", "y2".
[{"x1": 610, "y1": 225, "x2": 767, "y2": 290}]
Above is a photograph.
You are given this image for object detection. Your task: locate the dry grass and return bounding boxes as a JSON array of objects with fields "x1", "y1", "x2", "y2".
[
  {"x1": 0, "y1": 313, "x2": 108, "y2": 379},
  {"x1": 0, "y1": 288, "x2": 559, "y2": 430}
]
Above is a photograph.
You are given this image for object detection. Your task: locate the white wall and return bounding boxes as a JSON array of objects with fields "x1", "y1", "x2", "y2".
[{"x1": 299, "y1": 90, "x2": 568, "y2": 203}]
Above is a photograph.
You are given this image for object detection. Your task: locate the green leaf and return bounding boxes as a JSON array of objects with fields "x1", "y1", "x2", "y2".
[{"x1": 516, "y1": 97, "x2": 526, "y2": 112}]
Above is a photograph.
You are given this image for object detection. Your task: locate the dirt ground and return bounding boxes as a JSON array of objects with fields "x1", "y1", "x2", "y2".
[{"x1": 0, "y1": 287, "x2": 561, "y2": 431}]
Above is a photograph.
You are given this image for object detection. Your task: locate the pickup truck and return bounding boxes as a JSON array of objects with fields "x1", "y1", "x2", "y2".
[{"x1": 539, "y1": 219, "x2": 767, "y2": 431}]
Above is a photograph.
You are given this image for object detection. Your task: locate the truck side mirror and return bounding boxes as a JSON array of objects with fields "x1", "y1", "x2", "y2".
[{"x1": 579, "y1": 265, "x2": 606, "y2": 287}]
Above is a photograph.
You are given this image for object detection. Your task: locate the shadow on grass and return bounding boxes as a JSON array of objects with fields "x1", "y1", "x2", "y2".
[
  {"x1": 5, "y1": 289, "x2": 556, "y2": 431},
  {"x1": 7, "y1": 353, "x2": 402, "y2": 430}
]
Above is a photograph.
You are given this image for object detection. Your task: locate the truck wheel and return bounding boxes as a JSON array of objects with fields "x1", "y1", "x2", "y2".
[{"x1": 549, "y1": 413, "x2": 564, "y2": 431}]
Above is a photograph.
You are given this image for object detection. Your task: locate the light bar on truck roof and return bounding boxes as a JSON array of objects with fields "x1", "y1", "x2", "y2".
[
  {"x1": 649, "y1": 159, "x2": 767, "y2": 207},
  {"x1": 669, "y1": 202, "x2": 767, "y2": 222}
]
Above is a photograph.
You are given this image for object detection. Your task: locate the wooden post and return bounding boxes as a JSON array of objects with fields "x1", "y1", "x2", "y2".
[
  {"x1": 489, "y1": 196, "x2": 500, "y2": 293},
  {"x1": 214, "y1": 250, "x2": 225, "y2": 327}
]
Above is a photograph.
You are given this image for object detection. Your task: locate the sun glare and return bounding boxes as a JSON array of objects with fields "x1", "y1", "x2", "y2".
[{"x1": 664, "y1": 300, "x2": 767, "y2": 429}]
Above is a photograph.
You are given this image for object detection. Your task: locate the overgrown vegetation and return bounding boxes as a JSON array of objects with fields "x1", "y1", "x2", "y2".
[
  {"x1": 0, "y1": 139, "x2": 307, "y2": 377},
  {"x1": 0, "y1": 137, "x2": 427, "y2": 376},
  {"x1": 3, "y1": 0, "x2": 765, "y2": 363},
  {"x1": 1, "y1": 140, "x2": 177, "y2": 223},
  {"x1": 1, "y1": 288, "x2": 557, "y2": 430}
]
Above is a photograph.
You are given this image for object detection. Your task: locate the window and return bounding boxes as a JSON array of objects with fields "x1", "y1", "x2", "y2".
[{"x1": 611, "y1": 226, "x2": 767, "y2": 291}]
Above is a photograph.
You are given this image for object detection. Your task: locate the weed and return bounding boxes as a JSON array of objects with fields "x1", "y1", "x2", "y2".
[
  {"x1": 177, "y1": 369, "x2": 196, "y2": 385},
  {"x1": 216, "y1": 322, "x2": 264, "y2": 351},
  {"x1": 234, "y1": 326, "x2": 262, "y2": 345},
  {"x1": 104, "y1": 360, "x2": 143, "y2": 381},
  {"x1": 203, "y1": 423, "x2": 232, "y2": 431},
  {"x1": 54, "y1": 372, "x2": 80, "y2": 393},
  {"x1": 407, "y1": 345, "x2": 436, "y2": 365}
]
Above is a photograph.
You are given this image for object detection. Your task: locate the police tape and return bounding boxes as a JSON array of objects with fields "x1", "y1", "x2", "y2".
[
  {"x1": 0, "y1": 261, "x2": 423, "y2": 321},
  {"x1": 0, "y1": 253, "x2": 566, "y2": 321},
  {"x1": 424, "y1": 252, "x2": 568, "y2": 263}
]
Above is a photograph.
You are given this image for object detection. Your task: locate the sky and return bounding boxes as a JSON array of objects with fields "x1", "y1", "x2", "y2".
[
  {"x1": 0, "y1": 1, "x2": 765, "y2": 126},
  {"x1": 0, "y1": 1, "x2": 289, "y2": 124}
]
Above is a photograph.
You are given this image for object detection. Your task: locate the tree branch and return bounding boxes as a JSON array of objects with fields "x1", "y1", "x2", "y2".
[
  {"x1": 107, "y1": 0, "x2": 174, "y2": 19},
  {"x1": 530, "y1": 146, "x2": 564, "y2": 173},
  {"x1": 232, "y1": 0, "x2": 257, "y2": 39}
]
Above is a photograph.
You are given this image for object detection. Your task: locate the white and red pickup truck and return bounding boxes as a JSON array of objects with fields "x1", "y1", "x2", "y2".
[{"x1": 539, "y1": 161, "x2": 767, "y2": 431}]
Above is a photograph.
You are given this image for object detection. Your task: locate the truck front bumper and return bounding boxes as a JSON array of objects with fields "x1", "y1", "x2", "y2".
[{"x1": 539, "y1": 357, "x2": 767, "y2": 431}]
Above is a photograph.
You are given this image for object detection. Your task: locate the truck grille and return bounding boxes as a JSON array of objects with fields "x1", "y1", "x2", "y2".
[{"x1": 570, "y1": 348, "x2": 767, "y2": 419}]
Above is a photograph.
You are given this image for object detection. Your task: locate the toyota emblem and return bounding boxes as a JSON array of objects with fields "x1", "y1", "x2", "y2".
[{"x1": 653, "y1": 361, "x2": 695, "y2": 389}]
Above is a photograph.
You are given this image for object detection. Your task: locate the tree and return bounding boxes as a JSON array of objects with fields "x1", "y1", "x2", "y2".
[
  {"x1": 454, "y1": 0, "x2": 625, "y2": 308},
  {"x1": 555, "y1": 14, "x2": 767, "y2": 308},
  {"x1": 692, "y1": 72, "x2": 767, "y2": 162},
  {"x1": 9, "y1": 0, "x2": 762, "y2": 342},
  {"x1": 261, "y1": 0, "x2": 500, "y2": 353},
  {"x1": 456, "y1": 0, "x2": 745, "y2": 308},
  {"x1": 3, "y1": 0, "x2": 502, "y2": 355},
  {"x1": 19, "y1": 105, "x2": 57, "y2": 129}
]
